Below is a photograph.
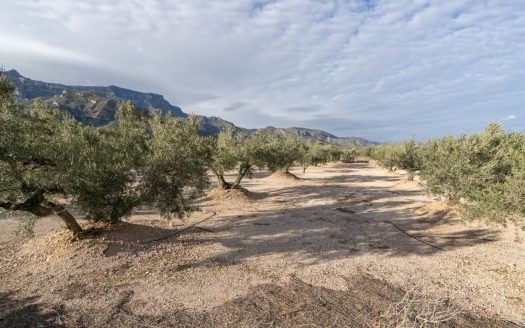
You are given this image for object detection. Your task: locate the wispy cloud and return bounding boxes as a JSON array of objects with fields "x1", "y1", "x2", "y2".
[
  {"x1": 0, "y1": 0, "x2": 524, "y2": 140},
  {"x1": 223, "y1": 102, "x2": 248, "y2": 112},
  {"x1": 501, "y1": 115, "x2": 517, "y2": 121},
  {"x1": 0, "y1": 35, "x2": 96, "y2": 65},
  {"x1": 284, "y1": 106, "x2": 321, "y2": 113}
]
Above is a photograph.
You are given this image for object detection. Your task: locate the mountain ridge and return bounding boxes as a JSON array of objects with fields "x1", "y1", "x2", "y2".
[
  {"x1": 5, "y1": 69, "x2": 374, "y2": 147},
  {"x1": 8, "y1": 69, "x2": 185, "y2": 117}
]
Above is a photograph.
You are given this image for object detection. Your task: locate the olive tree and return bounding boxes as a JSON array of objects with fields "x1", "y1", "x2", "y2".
[
  {"x1": 142, "y1": 113, "x2": 213, "y2": 217},
  {"x1": 466, "y1": 139, "x2": 525, "y2": 225},
  {"x1": 255, "y1": 132, "x2": 301, "y2": 174},
  {"x1": 340, "y1": 148, "x2": 358, "y2": 163},
  {"x1": 421, "y1": 125, "x2": 503, "y2": 203},
  {"x1": 0, "y1": 75, "x2": 84, "y2": 233},
  {"x1": 299, "y1": 141, "x2": 328, "y2": 173},
  {"x1": 54, "y1": 103, "x2": 148, "y2": 225},
  {"x1": 488, "y1": 140, "x2": 525, "y2": 225},
  {"x1": 417, "y1": 135, "x2": 472, "y2": 203},
  {"x1": 358, "y1": 146, "x2": 374, "y2": 158},
  {"x1": 371, "y1": 139, "x2": 420, "y2": 178},
  {"x1": 58, "y1": 104, "x2": 212, "y2": 224},
  {"x1": 397, "y1": 138, "x2": 420, "y2": 179},
  {"x1": 322, "y1": 145, "x2": 343, "y2": 163},
  {"x1": 210, "y1": 127, "x2": 261, "y2": 189},
  {"x1": 419, "y1": 123, "x2": 524, "y2": 223},
  {"x1": 371, "y1": 144, "x2": 402, "y2": 171},
  {"x1": 0, "y1": 73, "x2": 213, "y2": 236}
]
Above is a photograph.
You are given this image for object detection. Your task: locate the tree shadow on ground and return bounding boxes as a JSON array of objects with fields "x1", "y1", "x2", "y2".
[
  {"x1": 68, "y1": 160, "x2": 499, "y2": 270},
  {"x1": 52, "y1": 274, "x2": 515, "y2": 328},
  {"x1": 97, "y1": 161, "x2": 500, "y2": 264},
  {"x1": 162, "y1": 176, "x2": 499, "y2": 269},
  {"x1": 168, "y1": 274, "x2": 515, "y2": 328},
  {"x1": 0, "y1": 162, "x2": 516, "y2": 328},
  {"x1": 304, "y1": 172, "x2": 400, "y2": 184},
  {"x1": 0, "y1": 292, "x2": 66, "y2": 328},
  {"x1": 97, "y1": 219, "x2": 219, "y2": 257}
]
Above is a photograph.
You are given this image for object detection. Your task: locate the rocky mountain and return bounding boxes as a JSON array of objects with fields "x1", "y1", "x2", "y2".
[
  {"x1": 5, "y1": 70, "x2": 374, "y2": 146},
  {"x1": 251, "y1": 126, "x2": 373, "y2": 147},
  {"x1": 7, "y1": 70, "x2": 186, "y2": 117}
]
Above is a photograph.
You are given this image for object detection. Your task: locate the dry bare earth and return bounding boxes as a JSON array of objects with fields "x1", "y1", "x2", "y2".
[{"x1": 1, "y1": 162, "x2": 524, "y2": 327}]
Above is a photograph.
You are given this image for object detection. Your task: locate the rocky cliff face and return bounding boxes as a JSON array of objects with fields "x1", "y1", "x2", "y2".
[{"x1": 7, "y1": 70, "x2": 185, "y2": 120}]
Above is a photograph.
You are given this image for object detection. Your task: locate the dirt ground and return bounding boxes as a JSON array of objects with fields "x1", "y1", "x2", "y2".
[{"x1": 1, "y1": 162, "x2": 524, "y2": 327}]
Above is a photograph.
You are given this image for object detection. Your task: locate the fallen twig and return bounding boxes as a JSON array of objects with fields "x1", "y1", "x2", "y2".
[
  {"x1": 505, "y1": 319, "x2": 525, "y2": 327},
  {"x1": 194, "y1": 226, "x2": 214, "y2": 233}
]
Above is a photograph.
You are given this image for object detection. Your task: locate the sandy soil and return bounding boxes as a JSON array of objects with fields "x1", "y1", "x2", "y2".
[{"x1": 1, "y1": 162, "x2": 524, "y2": 327}]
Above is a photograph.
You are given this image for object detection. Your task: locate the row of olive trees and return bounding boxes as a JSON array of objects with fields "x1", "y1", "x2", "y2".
[
  {"x1": 210, "y1": 128, "x2": 305, "y2": 189},
  {"x1": 0, "y1": 74, "x2": 212, "y2": 236},
  {"x1": 300, "y1": 143, "x2": 358, "y2": 172},
  {"x1": 368, "y1": 139, "x2": 419, "y2": 178},
  {"x1": 1, "y1": 73, "x2": 356, "y2": 235},
  {"x1": 210, "y1": 129, "x2": 360, "y2": 190},
  {"x1": 368, "y1": 124, "x2": 525, "y2": 225}
]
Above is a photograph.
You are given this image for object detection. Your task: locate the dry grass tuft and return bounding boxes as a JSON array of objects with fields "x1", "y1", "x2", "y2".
[
  {"x1": 378, "y1": 290, "x2": 462, "y2": 327},
  {"x1": 394, "y1": 177, "x2": 419, "y2": 186},
  {"x1": 416, "y1": 202, "x2": 457, "y2": 220}
]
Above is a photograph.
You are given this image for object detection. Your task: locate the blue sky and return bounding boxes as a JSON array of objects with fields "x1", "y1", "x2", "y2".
[{"x1": 1, "y1": 0, "x2": 524, "y2": 141}]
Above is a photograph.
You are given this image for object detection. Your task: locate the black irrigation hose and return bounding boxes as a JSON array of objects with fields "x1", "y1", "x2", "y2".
[
  {"x1": 384, "y1": 220, "x2": 446, "y2": 251},
  {"x1": 140, "y1": 210, "x2": 217, "y2": 244},
  {"x1": 335, "y1": 207, "x2": 446, "y2": 251}
]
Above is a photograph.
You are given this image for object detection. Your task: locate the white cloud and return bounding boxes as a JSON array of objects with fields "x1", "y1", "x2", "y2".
[
  {"x1": 0, "y1": 0, "x2": 524, "y2": 140},
  {"x1": 0, "y1": 35, "x2": 95, "y2": 65},
  {"x1": 501, "y1": 115, "x2": 517, "y2": 121}
]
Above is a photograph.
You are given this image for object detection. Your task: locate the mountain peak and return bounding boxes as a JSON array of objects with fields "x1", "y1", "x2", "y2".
[
  {"x1": 6, "y1": 70, "x2": 185, "y2": 120},
  {"x1": 7, "y1": 69, "x2": 21, "y2": 77}
]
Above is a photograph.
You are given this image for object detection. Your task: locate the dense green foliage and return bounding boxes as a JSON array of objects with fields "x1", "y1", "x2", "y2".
[
  {"x1": 322, "y1": 145, "x2": 343, "y2": 163},
  {"x1": 0, "y1": 79, "x2": 65, "y2": 218},
  {"x1": 419, "y1": 124, "x2": 524, "y2": 224},
  {"x1": 371, "y1": 138, "x2": 419, "y2": 176},
  {"x1": 144, "y1": 113, "x2": 212, "y2": 217},
  {"x1": 299, "y1": 141, "x2": 328, "y2": 172},
  {"x1": 254, "y1": 132, "x2": 301, "y2": 173},
  {"x1": 0, "y1": 73, "x2": 212, "y2": 234},
  {"x1": 339, "y1": 148, "x2": 358, "y2": 163},
  {"x1": 369, "y1": 124, "x2": 525, "y2": 225},
  {"x1": 210, "y1": 127, "x2": 263, "y2": 189},
  {"x1": 55, "y1": 102, "x2": 147, "y2": 224},
  {"x1": 299, "y1": 143, "x2": 361, "y2": 172},
  {"x1": 210, "y1": 128, "x2": 360, "y2": 187}
]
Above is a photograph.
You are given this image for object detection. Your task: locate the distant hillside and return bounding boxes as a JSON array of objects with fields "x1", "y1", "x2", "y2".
[
  {"x1": 252, "y1": 126, "x2": 374, "y2": 147},
  {"x1": 5, "y1": 70, "x2": 374, "y2": 146}
]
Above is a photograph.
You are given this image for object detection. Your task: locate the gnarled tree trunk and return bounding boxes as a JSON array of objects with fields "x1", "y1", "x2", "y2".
[
  {"x1": 212, "y1": 165, "x2": 251, "y2": 190},
  {"x1": 230, "y1": 164, "x2": 250, "y2": 189},
  {"x1": 211, "y1": 169, "x2": 232, "y2": 189},
  {"x1": 56, "y1": 209, "x2": 83, "y2": 235},
  {"x1": 0, "y1": 198, "x2": 83, "y2": 236}
]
